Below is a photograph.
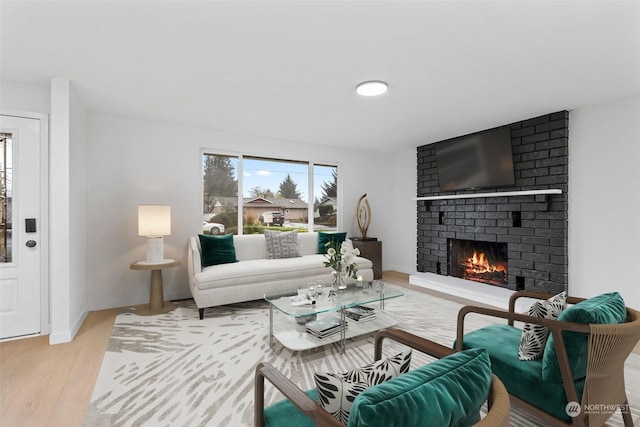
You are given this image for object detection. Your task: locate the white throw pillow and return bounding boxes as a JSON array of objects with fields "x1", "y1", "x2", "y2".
[
  {"x1": 314, "y1": 350, "x2": 412, "y2": 424},
  {"x1": 518, "y1": 291, "x2": 567, "y2": 361},
  {"x1": 264, "y1": 230, "x2": 300, "y2": 259}
]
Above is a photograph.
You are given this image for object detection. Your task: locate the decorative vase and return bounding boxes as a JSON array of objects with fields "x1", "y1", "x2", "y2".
[{"x1": 332, "y1": 270, "x2": 348, "y2": 291}]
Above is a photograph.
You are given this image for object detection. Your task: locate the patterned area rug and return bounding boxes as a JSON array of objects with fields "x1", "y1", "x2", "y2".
[{"x1": 85, "y1": 288, "x2": 640, "y2": 426}]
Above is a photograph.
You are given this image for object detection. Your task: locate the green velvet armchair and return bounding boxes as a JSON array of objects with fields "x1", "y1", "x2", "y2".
[
  {"x1": 255, "y1": 328, "x2": 511, "y2": 427},
  {"x1": 455, "y1": 291, "x2": 640, "y2": 427}
]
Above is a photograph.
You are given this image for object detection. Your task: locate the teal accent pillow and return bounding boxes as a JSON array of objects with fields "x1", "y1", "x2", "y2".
[
  {"x1": 347, "y1": 348, "x2": 491, "y2": 427},
  {"x1": 198, "y1": 233, "x2": 238, "y2": 267},
  {"x1": 317, "y1": 232, "x2": 347, "y2": 254},
  {"x1": 542, "y1": 292, "x2": 627, "y2": 382}
]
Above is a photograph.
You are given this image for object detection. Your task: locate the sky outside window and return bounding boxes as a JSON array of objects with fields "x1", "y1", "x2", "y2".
[{"x1": 243, "y1": 158, "x2": 334, "y2": 202}]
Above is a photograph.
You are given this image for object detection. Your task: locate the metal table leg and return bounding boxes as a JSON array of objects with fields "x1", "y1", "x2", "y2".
[
  {"x1": 269, "y1": 304, "x2": 274, "y2": 348},
  {"x1": 340, "y1": 306, "x2": 346, "y2": 355}
]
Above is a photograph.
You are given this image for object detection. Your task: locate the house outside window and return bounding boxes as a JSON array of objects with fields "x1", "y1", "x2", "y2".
[{"x1": 202, "y1": 153, "x2": 338, "y2": 235}]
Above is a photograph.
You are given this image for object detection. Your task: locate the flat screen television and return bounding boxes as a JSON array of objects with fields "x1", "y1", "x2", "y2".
[{"x1": 435, "y1": 127, "x2": 515, "y2": 191}]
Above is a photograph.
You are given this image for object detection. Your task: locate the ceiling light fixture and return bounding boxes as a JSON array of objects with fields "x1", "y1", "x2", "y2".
[{"x1": 356, "y1": 80, "x2": 388, "y2": 97}]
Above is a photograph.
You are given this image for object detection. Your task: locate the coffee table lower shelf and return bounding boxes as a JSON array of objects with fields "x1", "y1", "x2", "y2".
[{"x1": 270, "y1": 310, "x2": 401, "y2": 352}]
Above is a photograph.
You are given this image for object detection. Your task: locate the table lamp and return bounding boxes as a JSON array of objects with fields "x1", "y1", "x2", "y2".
[{"x1": 138, "y1": 205, "x2": 171, "y2": 263}]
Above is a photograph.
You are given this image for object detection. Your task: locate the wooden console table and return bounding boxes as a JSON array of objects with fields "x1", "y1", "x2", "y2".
[
  {"x1": 130, "y1": 259, "x2": 180, "y2": 315},
  {"x1": 350, "y1": 238, "x2": 382, "y2": 279}
]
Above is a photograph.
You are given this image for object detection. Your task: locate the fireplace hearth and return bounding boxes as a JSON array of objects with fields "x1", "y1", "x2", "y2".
[{"x1": 449, "y1": 239, "x2": 508, "y2": 286}]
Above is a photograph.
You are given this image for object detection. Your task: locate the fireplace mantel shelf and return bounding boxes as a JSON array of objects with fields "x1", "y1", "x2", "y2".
[{"x1": 413, "y1": 188, "x2": 562, "y2": 201}]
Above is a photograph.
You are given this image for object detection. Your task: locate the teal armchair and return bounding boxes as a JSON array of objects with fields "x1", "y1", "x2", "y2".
[
  {"x1": 255, "y1": 328, "x2": 510, "y2": 427},
  {"x1": 455, "y1": 291, "x2": 640, "y2": 427}
]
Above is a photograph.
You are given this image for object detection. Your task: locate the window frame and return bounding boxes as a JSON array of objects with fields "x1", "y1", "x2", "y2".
[{"x1": 200, "y1": 148, "x2": 341, "y2": 235}]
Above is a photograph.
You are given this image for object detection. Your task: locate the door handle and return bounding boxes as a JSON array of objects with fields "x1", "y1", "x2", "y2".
[{"x1": 26, "y1": 240, "x2": 37, "y2": 248}]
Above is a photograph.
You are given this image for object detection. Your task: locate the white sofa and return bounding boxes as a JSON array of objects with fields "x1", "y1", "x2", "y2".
[{"x1": 188, "y1": 232, "x2": 374, "y2": 319}]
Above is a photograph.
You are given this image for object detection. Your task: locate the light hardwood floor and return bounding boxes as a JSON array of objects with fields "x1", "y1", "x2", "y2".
[
  {"x1": 1, "y1": 308, "x2": 118, "y2": 427},
  {"x1": 1, "y1": 272, "x2": 638, "y2": 427}
]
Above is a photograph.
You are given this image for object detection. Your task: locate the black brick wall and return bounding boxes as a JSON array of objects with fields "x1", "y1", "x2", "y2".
[{"x1": 417, "y1": 111, "x2": 568, "y2": 294}]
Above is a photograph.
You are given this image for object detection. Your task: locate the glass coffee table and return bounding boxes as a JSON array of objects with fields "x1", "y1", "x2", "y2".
[{"x1": 264, "y1": 282, "x2": 404, "y2": 354}]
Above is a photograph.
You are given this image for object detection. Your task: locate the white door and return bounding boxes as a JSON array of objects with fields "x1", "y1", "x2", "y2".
[{"x1": 0, "y1": 114, "x2": 42, "y2": 340}]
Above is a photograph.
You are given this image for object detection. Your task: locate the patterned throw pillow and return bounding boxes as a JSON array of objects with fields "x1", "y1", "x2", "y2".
[
  {"x1": 314, "y1": 350, "x2": 412, "y2": 424},
  {"x1": 264, "y1": 230, "x2": 300, "y2": 259},
  {"x1": 518, "y1": 291, "x2": 567, "y2": 361}
]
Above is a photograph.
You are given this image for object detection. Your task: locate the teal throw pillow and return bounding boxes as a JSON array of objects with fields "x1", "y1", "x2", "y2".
[
  {"x1": 347, "y1": 348, "x2": 491, "y2": 427},
  {"x1": 541, "y1": 292, "x2": 627, "y2": 382},
  {"x1": 199, "y1": 233, "x2": 238, "y2": 267},
  {"x1": 317, "y1": 232, "x2": 347, "y2": 254}
]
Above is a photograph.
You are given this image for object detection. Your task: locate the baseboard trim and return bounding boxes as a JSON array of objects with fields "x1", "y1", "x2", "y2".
[{"x1": 49, "y1": 309, "x2": 88, "y2": 345}]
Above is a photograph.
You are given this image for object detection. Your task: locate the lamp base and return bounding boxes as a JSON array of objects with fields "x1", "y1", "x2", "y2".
[{"x1": 146, "y1": 236, "x2": 165, "y2": 264}]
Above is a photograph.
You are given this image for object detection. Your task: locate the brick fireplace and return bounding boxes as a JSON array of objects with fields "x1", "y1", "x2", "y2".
[{"x1": 416, "y1": 111, "x2": 568, "y2": 294}]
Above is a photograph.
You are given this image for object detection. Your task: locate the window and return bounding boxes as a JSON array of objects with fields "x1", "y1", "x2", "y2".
[
  {"x1": 202, "y1": 153, "x2": 338, "y2": 235},
  {"x1": 0, "y1": 134, "x2": 12, "y2": 262},
  {"x1": 202, "y1": 154, "x2": 238, "y2": 234}
]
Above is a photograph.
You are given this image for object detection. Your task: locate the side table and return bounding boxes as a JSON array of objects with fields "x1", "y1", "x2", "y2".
[
  {"x1": 130, "y1": 259, "x2": 181, "y2": 315},
  {"x1": 350, "y1": 238, "x2": 382, "y2": 279}
]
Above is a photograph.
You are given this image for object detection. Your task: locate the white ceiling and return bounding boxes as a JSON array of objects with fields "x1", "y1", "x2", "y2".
[{"x1": 1, "y1": 1, "x2": 639, "y2": 153}]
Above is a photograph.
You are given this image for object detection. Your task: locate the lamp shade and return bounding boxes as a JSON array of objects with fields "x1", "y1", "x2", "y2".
[{"x1": 138, "y1": 205, "x2": 171, "y2": 236}]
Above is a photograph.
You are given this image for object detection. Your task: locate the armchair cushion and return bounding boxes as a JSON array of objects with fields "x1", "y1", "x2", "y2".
[
  {"x1": 461, "y1": 323, "x2": 585, "y2": 422},
  {"x1": 347, "y1": 348, "x2": 491, "y2": 427},
  {"x1": 542, "y1": 291, "x2": 627, "y2": 383},
  {"x1": 263, "y1": 389, "x2": 317, "y2": 427}
]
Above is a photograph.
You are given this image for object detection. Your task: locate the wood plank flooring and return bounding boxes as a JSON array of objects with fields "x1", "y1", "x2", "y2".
[
  {"x1": 0, "y1": 308, "x2": 118, "y2": 427},
  {"x1": 1, "y1": 272, "x2": 638, "y2": 427}
]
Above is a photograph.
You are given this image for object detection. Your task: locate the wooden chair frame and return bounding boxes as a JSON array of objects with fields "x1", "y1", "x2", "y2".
[
  {"x1": 255, "y1": 328, "x2": 510, "y2": 427},
  {"x1": 455, "y1": 291, "x2": 640, "y2": 427}
]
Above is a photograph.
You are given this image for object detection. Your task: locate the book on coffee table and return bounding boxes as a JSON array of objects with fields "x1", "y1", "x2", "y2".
[
  {"x1": 344, "y1": 305, "x2": 376, "y2": 322},
  {"x1": 306, "y1": 316, "x2": 347, "y2": 339}
]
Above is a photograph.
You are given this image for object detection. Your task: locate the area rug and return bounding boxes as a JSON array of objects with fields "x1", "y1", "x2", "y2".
[{"x1": 85, "y1": 288, "x2": 640, "y2": 426}]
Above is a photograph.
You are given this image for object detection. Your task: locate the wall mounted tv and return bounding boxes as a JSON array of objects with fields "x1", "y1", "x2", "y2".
[{"x1": 435, "y1": 127, "x2": 515, "y2": 191}]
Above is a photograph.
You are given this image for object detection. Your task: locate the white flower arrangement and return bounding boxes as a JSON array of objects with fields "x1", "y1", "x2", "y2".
[{"x1": 323, "y1": 240, "x2": 360, "y2": 279}]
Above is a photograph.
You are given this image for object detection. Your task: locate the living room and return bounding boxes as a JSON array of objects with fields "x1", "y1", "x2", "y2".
[{"x1": 1, "y1": 1, "x2": 639, "y2": 426}]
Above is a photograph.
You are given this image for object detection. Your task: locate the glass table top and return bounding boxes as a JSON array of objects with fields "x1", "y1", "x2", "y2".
[{"x1": 264, "y1": 281, "x2": 404, "y2": 318}]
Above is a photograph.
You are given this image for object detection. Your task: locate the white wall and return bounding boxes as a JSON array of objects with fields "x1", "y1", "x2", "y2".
[
  {"x1": 49, "y1": 78, "x2": 89, "y2": 344},
  {"x1": 569, "y1": 95, "x2": 640, "y2": 309},
  {"x1": 86, "y1": 114, "x2": 392, "y2": 310},
  {"x1": 0, "y1": 81, "x2": 50, "y2": 114},
  {"x1": 49, "y1": 78, "x2": 71, "y2": 343},
  {"x1": 69, "y1": 85, "x2": 89, "y2": 335},
  {"x1": 386, "y1": 148, "x2": 417, "y2": 274}
]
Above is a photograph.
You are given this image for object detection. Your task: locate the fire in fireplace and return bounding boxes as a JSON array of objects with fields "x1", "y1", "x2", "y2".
[{"x1": 449, "y1": 239, "x2": 508, "y2": 286}]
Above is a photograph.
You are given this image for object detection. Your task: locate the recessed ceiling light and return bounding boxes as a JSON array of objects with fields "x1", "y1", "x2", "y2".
[{"x1": 356, "y1": 80, "x2": 388, "y2": 97}]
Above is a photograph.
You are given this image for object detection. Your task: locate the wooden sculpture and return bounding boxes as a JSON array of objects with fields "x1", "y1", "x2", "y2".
[{"x1": 355, "y1": 194, "x2": 372, "y2": 239}]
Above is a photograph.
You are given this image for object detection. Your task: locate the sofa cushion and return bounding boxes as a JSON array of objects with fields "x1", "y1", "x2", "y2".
[
  {"x1": 461, "y1": 323, "x2": 584, "y2": 422},
  {"x1": 317, "y1": 232, "x2": 347, "y2": 254},
  {"x1": 198, "y1": 234, "x2": 238, "y2": 267},
  {"x1": 264, "y1": 230, "x2": 301, "y2": 259},
  {"x1": 542, "y1": 291, "x2": 627, "y2": 383},
  {"x1": 194, "y1": 254, "x2": 373, "y2": 290},
  {"x1": 347, "y1": 348, "x2": 491, "y2": 427},
  {"x1": 518, "y1": 291, "x2": 566, "y2": 361},
  {"x1": 314, "y1": 350, "x2": 412, "y2": 424}
]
